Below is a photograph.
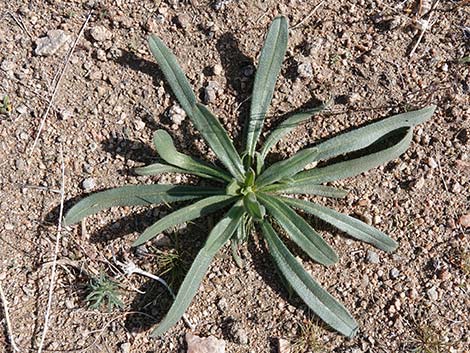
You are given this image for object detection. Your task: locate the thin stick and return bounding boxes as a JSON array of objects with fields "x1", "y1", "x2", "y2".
[
  {"x1": 8, "y1": 11, "x2": 33, "y2": 39},
  {"x1": 29, "y1": 11, "x2": 92, "y2": 156},
  {"x1": 408, "y1": 0, "x2": 439, "y2": 57},
  {"x1": 37, "y1": 144, "x2": 65, "y2": 353},
  {"x1": 114, "y1": 258, "x2": 195, "y2": 329},
  {"x1": 0, "y1": 280, "x2": 20, "y2": 352},
  {"x1": 290, "y1": 0, "x2": 325, "y2": 30}
]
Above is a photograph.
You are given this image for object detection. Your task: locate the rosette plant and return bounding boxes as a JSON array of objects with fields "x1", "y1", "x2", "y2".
[{"x1": 64, "y1": 16, "x2": 435, "y2": 337}]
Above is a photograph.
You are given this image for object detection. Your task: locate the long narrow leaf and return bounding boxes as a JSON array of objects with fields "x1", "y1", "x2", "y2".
[
  {"x1": 261, "y1": 220, "x2": 358, "y2": 337},
  {"x1": 192, "y1": 104, "x2": 245, "y2": 181},
  {"x1": 151, "y1": 202, "x2": 245, "y2": 337},
  {"x1": 261, "y1": 183, "x2": 348, "y2": 199},
  {"x1": 64, "y1": 185, "x2": 223, "y2": 226},
  {"x1": 259, "y1": 104, "x2": 326, "y2": 160},
  {"x1": 148, "y1": 35, "x2": 197, "y2": 117},
  {"x1": 258, "y1": 194, "x2": 338, "y2": 266},
  {"x1": 256, "y1": 148, "x2": 319, "y2": 188},
  {"x1": 307, "y1": 106, "x2": 435, "y2": 163},
  {"x1": 246, "y1": 16, "x2": 288, "y2": 157},
  {"x1": 133, "y1": 195, "x2": 237, "y2": 246},
  {"x1": 281, "y1": 197, "x2": 398, "y2": 252},
  {"x1": 134, "y1": 162, "x2": 188, "y2": 176},
  {"x1": 153, "y1": 130, "x2": 232, "y2": 182},
  {"x1": 293, "y1": 128, "x2": 413, "y2": 183},
  {"x1": 256, "y1": 106, "x2": 435, "y2": 187}
]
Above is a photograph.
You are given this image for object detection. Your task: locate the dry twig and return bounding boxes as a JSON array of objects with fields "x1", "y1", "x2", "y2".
[
  {"x1": 0, "y1": 279, "x2": 20, "y2": 352},
  {"x1": 290, "y1": 1, "x2": 325, "y2": 30},
  {"x1": 36, "y1": 144, "x2": 65, "y2": 353},
  {"x1": 29, "y1": 11, "x2": 92, "y2": 156}
]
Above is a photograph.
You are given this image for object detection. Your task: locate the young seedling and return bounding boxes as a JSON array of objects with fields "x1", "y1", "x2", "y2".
[
  {"x1": 64, "y1": 16, "x2": 435, "y2": 337},
  {"x1": 86, "y1": 272, "x2": 124, "y2": 312}
]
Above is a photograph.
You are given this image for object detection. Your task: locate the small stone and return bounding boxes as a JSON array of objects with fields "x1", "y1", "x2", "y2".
[
  {"x1": 413, "y1": 177, "x2": 425, "y2": 190},
  {"x1": 241, "y1": 65, "x2": 254, "y2": 77},
  {"x1": 204, "y1": 81, "x2": 219, "y2": 104},
  {"x1": 297, "y1": 62, "x2": 313, "y2": 78},
  {"x1": 120, "y1": 342, "x2": 131, "y2": 353},
  {"x1": 373, "y1": 214, "x2": 382, "y2": 225},
  {"x1": 426, "y1": 286, "x2": 438, "y2": 301},
  {"x1": 176, "y1": 14, "x2": 191, "y2": 29},
  {"x1": 441, "y1": 63, "x2": 449, "y2": 72},
  {"x1": 4, "y1": 223, "x2": 14, "y2": 231},
  {"x1": 168, "y1": 104, "x2": 186, "y2": 125},
  {"x1": 217, "y1": 297, "x2": 228, "y2": 312},
  {"x1": 407, "y1": 288, "x2": 419, "y2": 299},
  {"x1": 35, "y1": 30, "x2": 71, "y2": 56},
  {"x1": 213, "y1": 64, "x2": 223, "y2": 76},
  {"x1": 153, "y1": 233, "x2": 172, "y2": 247},
  {"x1": 134, "y1": 120, "x2": 146, "y2": 131},
  {"x1": 65, "y1": 298, "x2": 74, "y2": 309},
  {"x1": 16, "y1": 104, "x2": 28, "y2": 115},
  {"x1": 458, "y1": 214, "x2": 470, "y2": 227},
  {"x1": 228, "y1": 320, "x2": 248, "y2": 345},
  {"x1": 60, "y1": 108, "x2": 73, "y2": 120},
  {"x1": 96, "y1": 48, "x2": 107, "y2": 61},
  {"x1": 451, "y1": 182, "x2": 462, "y2": 194},
  {"x1": 15, "y1": 159, "x2": 26, "y2": 170},
  {"x1": 81, "y1": 178, "x2": 96, "y2": 192},
  {"x1": 427, "y1": 157, "x2": 438, "y2": 169},
  {"x1": 277, "y1": 338, "x2": 291, "y2": 353},
  {"x1": 0, "y1": 60, "x2": 15, "y2": 72},
  {"x1": 366, "y1": 250, "x2": 380, "y2": 264},
  {"x1": 390, "y1": 268, "x2": 400, "y2": 279},
  {"x1": 186, "y1": 333, "x2": 225, "y2": 353},
  {"x1": 90, "y1": 25, "x2": 112, "y2": 42}
]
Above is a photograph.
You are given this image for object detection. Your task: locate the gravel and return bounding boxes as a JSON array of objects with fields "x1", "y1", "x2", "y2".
[
  {"x1": 35, "y1": 30, "x2": 71, "y2": 56},
  {"x1": 366, "y1": 250, "x2": 380, "y2": 264}
]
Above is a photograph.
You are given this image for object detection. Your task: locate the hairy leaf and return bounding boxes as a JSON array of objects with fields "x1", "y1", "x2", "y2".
[
  {"x1": 306, "y1": 106, "x2": 435, "y2": 163},
  {"x1": 259, "y1": 104, "x2": 327, "y2": 160},
  {"x1": 243, "y1": 192, "x2": 265, "y2": 220},
  {"x1": 293, "y1": 128, "x2": 414, "y2": 183},
  {"x1": 133, "y1": 195, "x2": 237, "y2": 246},
  {"x1": 134, "y1": 162, "x2": 188, "y2": 176},
  {"x1": 256, "y1": 148, "x2": 319, "y2": 188},
  {"x1": 261, "y1": 183, "x2": 348, "y2": 198},
  {"x1": 261, "y1": 220, "x2": 358, "y2": 337},
  {"x1": 153, "y1": 129, "x2": 232, "y2": 182},
  {"x1": 281, "y1": 197, "x2": 398, "y2": 252},
  {"x1": 64, "y1": 185, "x2": 223, "y2": 226},
  {"x1": 258, "y1": 194, "x2": 338, "y2": 266},
  {"x1": 246, "y1": 16, "x2": 288, "y2": 157},
  {"x1": 192, "y1": 104, "x2": 245, "y2": 181},
  {"x1": 148, "y1": 35, "x2": 197, "y2": 117},
  {"x1": 151, "y1": 202, "x2": 245, "y2": 337}
]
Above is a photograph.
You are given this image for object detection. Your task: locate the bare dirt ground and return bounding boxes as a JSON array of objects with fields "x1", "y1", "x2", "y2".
[{"x1": 0, "y1": 0, "x2": 469, "y2": 352}]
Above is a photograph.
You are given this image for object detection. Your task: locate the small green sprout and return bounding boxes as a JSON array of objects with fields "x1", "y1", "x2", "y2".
[
  {"x1": 0, "y1": 95, "x2": 12, "y2": 115},
  {"x1": 65, "y1": 16, "x2": 435, "y2": 337},
  {"x1": 86, "y1": 273, "x2": 124, "y2": 312}
]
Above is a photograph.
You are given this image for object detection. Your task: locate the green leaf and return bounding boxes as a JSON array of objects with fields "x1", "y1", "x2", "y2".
[
  {"x1": 257, "y1": 194, "x2": 338, "y2": 266},
  {"x1": 148, "y1": 35, "x2": 197, "y2": 117},
  {"x1": 243, "y1": 192, "x2": 265, "y2": 220},
  {"x1": 246, "y1": 16, "x2": 288, "y2": 158},
  {"x1": 292, "y1": 128, "x2": 413, "y2": 184},
  {"x1": 281, "y1": 197, "x2": 398, "y2": 252},
  {"x1": 64, "y1": 185, "x2": 223, "y2": 226},
  {"x1": 151, "y1": 202, "x2": 245, "y2": 337},
  {"x1": 153, "y1": 130, "x2": 232, "y2": 182},
  {"x1": 261, "y1": 183, "x2": 348, "y2": 198},
  {"x1": 134, "y1": 162, "x2": 188, "y2": 176},
  {"x1": 260, "y1": 220, "x2": 358, "y2": 337},
  {"x1": 192, "y1": 104, "x2": 245, "y2": 181},
  {"x1": 256, "y1": 148, "x2": 319, "y2": 188},
  {"x1": 133, "y1": 195, "x2": 237, "y2": 246},
  {"x1": 306, "y1": 106, "x2": 436, "y2": 163},
  {"x1": 259, "y1": 104, "x2": 327, "y2": 160},
  {"x1": 256, "y1": 106, "x2": 435, "y2": 188}
]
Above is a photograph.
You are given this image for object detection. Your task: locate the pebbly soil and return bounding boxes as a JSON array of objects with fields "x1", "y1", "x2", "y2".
[{"x1": 0, "y1": 0, "x2": 469, "y2": 352}]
